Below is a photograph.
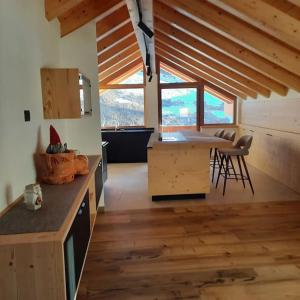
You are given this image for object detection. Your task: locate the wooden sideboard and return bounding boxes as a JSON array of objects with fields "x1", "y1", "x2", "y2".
[{"x1": 0, "y1": 155, "x2": 103, "y2": 300}]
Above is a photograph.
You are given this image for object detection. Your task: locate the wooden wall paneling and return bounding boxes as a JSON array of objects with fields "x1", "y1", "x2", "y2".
[
  {"x1": 99, "y1": 50, "x2": 141, "y2": 80},
  {"x1": 163, "y1": 0, "x2": 300, "y2": 76},
  {"x1": 239, "y1": 99, "x2": 300, "y2": 194},
  {"x1": 96, "y1": 5, "x2": 130, "y2": 37},
  {"x1": 97, "y1": 22, "x2": 134, "y2": 53},
  {"x1": 240, "y1": 99, "x2": 300, "y2": 134},
  {"x1": 156, "y1": 30, "x2": 271, "y2": 97},
  {"x1": 98, "y1": 34, "x2": 136, "y2": 63},
  {"x1": 99, "y1": 58, "x2": 143, "y2": 86},
  {"x1": 58, "y1": 0, "x2": 122, "y2": 37},
  {"x1": 156, "y1": 48, "x2": 248, "y2": 99},
  {"x1": 210, "y1": 0, "x2": 300, "y2": 50},
  {"x1": 45, "y1": 0, "x2": 84, "y2": 21},
  {"x1": 154, "y1": 1, "x2": 296, "y2": 94},
  {"x1": 239, "y1": 124, "x2": 300, "y2": 194},
  {"x1": 40, "y1": 68, "x2": 81, "y2": 119}
]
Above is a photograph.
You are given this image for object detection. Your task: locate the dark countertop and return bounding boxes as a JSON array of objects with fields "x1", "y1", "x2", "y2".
[
  {"x1": 0, "y1": 155, "x2": 100, "y2": 235},
  {"x1": 102, "y1": 128, "x2": 154, "y2": 134}
]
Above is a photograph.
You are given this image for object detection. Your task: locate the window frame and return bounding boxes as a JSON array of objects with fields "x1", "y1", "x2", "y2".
[
  {"x1": 157, "y1": 61, "x2": 237, "y2": 130},
  {"x1": 100, "y1": 67, "x2": 146, "y2": 129}
]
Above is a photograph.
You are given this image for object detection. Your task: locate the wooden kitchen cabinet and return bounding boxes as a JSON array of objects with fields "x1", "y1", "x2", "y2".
[{"x1": 41, "y1": 68, "x2": 81, "y2": 119}]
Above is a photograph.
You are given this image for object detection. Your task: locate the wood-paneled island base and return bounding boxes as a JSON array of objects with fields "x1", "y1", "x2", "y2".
[{"x1": 147, "y1": 131, "x2": 231, "y2": 199}]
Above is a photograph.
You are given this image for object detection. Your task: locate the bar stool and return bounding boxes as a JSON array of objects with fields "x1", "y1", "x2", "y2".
[
  {"x1": 216, "y1": 135, "x2": 254, "y2": 196},
  {"x1": 210, "y1": 129, "x2": 225, "y2": 158},
  {"x1": 211, "y1": 131, "x2": 236, "y2": 183}
]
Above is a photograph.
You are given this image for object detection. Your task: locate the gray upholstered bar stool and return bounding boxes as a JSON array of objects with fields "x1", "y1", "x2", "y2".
[
  {"x1": 210, "y1": 129, "x2": 225, "y2": 158},
  {"x1": 211, "y1": 131, "x2": 236, "y2": 183},
  {"x1": 216, "y1": 135, "x2": 254, "y2": 196}
]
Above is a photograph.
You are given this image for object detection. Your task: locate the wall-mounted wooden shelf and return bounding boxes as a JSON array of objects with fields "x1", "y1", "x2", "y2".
[{"x1": 0, "y1": 155, "x2": 103, "y2": 300}]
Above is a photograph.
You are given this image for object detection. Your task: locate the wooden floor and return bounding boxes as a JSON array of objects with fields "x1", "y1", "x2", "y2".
[
  {"x1": 104, "y1": 163, "x2": 300, "y2": 211},
  {"x1": 78, "y1": 200, "x2": 300, "y2": 299}
]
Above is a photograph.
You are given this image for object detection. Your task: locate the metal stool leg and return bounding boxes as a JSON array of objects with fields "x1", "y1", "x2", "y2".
[
  {"x1": 241, "y1": 156, "x2": 254, "y2": 195},
  {"x1": 229, "y1": 157, "x2": 238, "y2": 181},
  {"x1": 237, "y1": 155, "x2": 245, "y2": 188},
  {"x1": 223, "y1": 155, "x2": 230, "y2": 196},
  {"x1": 212, "y1": 148, "x2": 218, "y2": 183},
  {"x1": 216, "y1": 154, "x2": 225, "y2": 188}
]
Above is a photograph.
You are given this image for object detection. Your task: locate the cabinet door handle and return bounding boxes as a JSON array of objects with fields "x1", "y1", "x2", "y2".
[{"x1": 266, "y1": 133, "x2": 273, "y2": 137}]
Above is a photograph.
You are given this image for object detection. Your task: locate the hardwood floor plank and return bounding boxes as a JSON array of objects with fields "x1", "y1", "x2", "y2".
[{"x1": 78, "y1": 201, "x2": 300, "y2": 299}]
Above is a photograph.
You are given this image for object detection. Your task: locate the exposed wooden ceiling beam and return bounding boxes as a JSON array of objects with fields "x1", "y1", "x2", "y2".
[
  {"x1": 263, "y1": 0, "x2": 300, "y2": 21},
  {"x1": 98, "y1": 35, "x2": 137, "y2": 63},
  {"x1": 160, "y1": 62, "x2": 195, "y2": 82},
  {"x1": 154, "y1": 2, "x2": 297, "y2": 94},
  {"x1": 154, "y1": 15, "x2": 288, "y2": 95},
  {"x1": 99, "y1": 45, "x2": 140, "y2": 72},
  {"x1": 156, "y1": 44, "x2": 257, "y2": 98},
  {"x1": 209, "y1": 0, "x2": 300, "y2": 50},
  {"x1": 99, "y1": 58, "x2": 143, "y2": 86},
  {"x1": 156, "y1": 48, "x2": 247, "y2": 99},
  {"x1": 158, "y1": 57, "x2": 201, "y2": 82},
  {"x1": 109, "y1": 64, "x2": 143, "y2": 84},
  {"x1": 58, "y1": 0, "x2": 122, "y2": 37},
  {"x1": 99, "y1": 50, "x2": 141, "y2": 80},
  {"x1": 288, "y1": 0, "x2": 300, "y2": 7},
  {"x1": 45, "y1": 0, "x2": 84, "y2": 21},
  {"x1": 155, "y1": 30, "x2": 270, "y2": 97},
  {"x1": 158, "y1": 56, "x2": 236, "y2": 100},
  {"x1": 162, "y1": 0, "x2": 300, "y2": 76},
  {"x1": 96, "y1": 5, "x2": 130, "y2": 38},
  {"x1": 98, "y1": 42, "x2": 139, "y2": 65},
  {"x1": 97, "y1": 22, "x2": 133, "y2": 53}
]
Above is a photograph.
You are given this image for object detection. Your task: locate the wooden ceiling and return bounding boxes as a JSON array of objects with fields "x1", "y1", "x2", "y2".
[{"x1": 45, "y1": 0, "x2": 300, "y2": 99}]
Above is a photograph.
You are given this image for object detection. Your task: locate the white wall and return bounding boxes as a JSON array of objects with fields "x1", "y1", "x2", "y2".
[
  {"x1": 59, "y1": 24, "x2": 101, "y2": 155},
  {"x1": 0, "y1": 0, "x2": 101, "y2": 212},
  {"x1": 145, "y1": 73, "x2": 159, "y2": 131}
]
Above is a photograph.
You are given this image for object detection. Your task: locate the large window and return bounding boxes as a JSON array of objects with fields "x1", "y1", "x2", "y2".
[
  {"x1": 100, "y1": 88, "x2": 144, "y2": 127},
  {"x1": 158, "y1": 62, "x2": 236, "y2": 131},
  {"x1": 203, "y1": 86, "x2": 235, "y2": 125},
  {"x1": 100, "y1": 68, "x2": 145, "y2": 128},
  {"x1": 204, "y1": 90, "x2": 234, "y2": 124},
  {"x1": 161, "y1": 88, "x2": 197, "y2": 127}
]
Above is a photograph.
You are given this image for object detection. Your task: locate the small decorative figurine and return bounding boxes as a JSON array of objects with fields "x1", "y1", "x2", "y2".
[
  {"x1": 36, "y1": 125, "x2": 89, "y2": 184},
  {"x1": 24, "y1": 184, "x2": 43, "y2": 211}
]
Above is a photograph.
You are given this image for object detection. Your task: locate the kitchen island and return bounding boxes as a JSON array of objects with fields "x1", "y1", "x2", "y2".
[{"x1": 147, "y1": 131, "x2": 231, "y2": 200}]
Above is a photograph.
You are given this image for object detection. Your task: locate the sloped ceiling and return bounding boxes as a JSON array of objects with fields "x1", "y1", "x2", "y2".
[{"x1": 45, "y1": 0, "x2": 300, "y2": 99}]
